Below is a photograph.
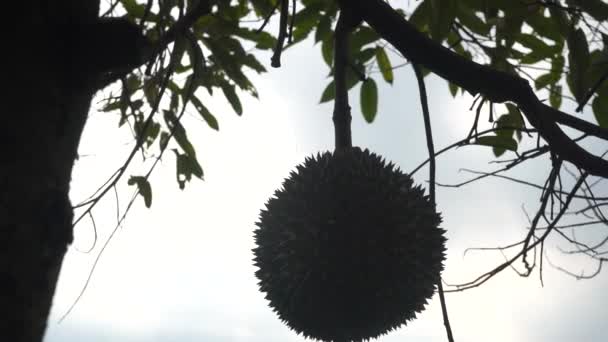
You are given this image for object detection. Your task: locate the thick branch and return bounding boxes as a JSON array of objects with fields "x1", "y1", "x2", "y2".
[
  {"x1": 100, "y1": 0, "x2": 211, "y2": 88},
  {"x1": 349, "y1": 0, "x2": 608, "y2": 178}
]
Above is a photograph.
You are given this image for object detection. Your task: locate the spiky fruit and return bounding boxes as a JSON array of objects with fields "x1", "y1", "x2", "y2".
[{"x1": 253, "y1": 147, "x2": 446, "y2": 342}]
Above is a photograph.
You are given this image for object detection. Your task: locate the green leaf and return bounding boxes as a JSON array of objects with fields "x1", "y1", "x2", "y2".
[
  {"x1": 220, "y1": 82, "x2": 243, "y2": 115},
  {"x1": 174, "y1": 151, "x2": 204, "y2": 190},
  {"x1": 190, "y1": 96, "x2": 219, "y2": 130},
  {"x1": 144, "y1": 78, "x2": 160, "y2": 106},
  {"x1": 355, "y1": 48, "x2": 376, "y2": 64},
  {"x1": 549, "y1": 6, "x2": 571, "y2": 37},
  {"x1": 567, "y1": 28, "x2": 591, "y2": 104},
  {"x1": 163, "y1": 110, "x2": 197, "y2": 159},
  {"x1": 534, "y1": 72, "x2": 559, "y2": 90},
  {"x1": 186, "y1": 39, "x2": 207, "y2": 81},
  {"x1": 457, "y1": 6, "x2": 490, "y2": 35},
  {"x1": 350, "y1": 26, "x2": 380, "y2": 53},
  {"x1": 234, "y1": 28, "x2": 276, "y2": 50},
  {"x1": 476, "y1": 135, "x2": 518, "y2": 157},
  {"x1": 448, "y1": 82, "x2": 459, "y2": 97},
  {"x1": 121, "y1": 0, "x2": 145, "y2": 18},
  {"x1": 496, "y1": 105, "x2": 524, "y2": 141},
  {"x1": 592, "y1": 94, "x2": 608, "y2": 128},
  {"x1": 321, "y1": 37, "x2": 333, "y2": 67},
  {"x1": 159, "y1": 131, "x2": 170, "y2": 151},
  {"x1": 126, "y1": 75, "x2": 141, "y2": 92},
  {"x1": 315, "y1": 15, "x2": 332, "y2": 43},
  {"x1": 517, "y1": 33, "x2": 556, "y2": 54},
  {"x1": 128, "y1": 176, "x2": 152, "y2": 208},
  {"x1": 360, "y1": 78, "x2": 378, "y2": 123},
  {"x1": 320, "y1": 81, "x2": 335, "y2": 103},
  {"x1": 375, "y1": 47, "x2": 394, "y2": 84},
  {"x1": 291, "y1": 6, "x2": 320, "y2": 43},
  {"x1": 409, "y1": 0, "x2": 431, "y2": 32},
  {"x1": 550, "y1": 84, "x2": 562, "y2": 109},
  {"x1": 102, "y1": 101, "x2": 122, "y2": 112},
  {"x1": 526, "y1": 13, "x2": 562, "y2": 42},
  {"x1": 430, "y1": 0, "x2": 456, "y2": 41}
]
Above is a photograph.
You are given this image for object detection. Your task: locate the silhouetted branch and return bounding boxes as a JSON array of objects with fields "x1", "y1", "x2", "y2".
[
  {"x1": 413, "y1": 62, "x2": 455, "y2": 342},
  {"x1": 349, "y1": 0, "x2": 608, "y2": 178}
]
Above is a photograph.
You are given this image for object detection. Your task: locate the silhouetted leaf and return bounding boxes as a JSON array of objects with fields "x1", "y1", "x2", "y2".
[
  {"x1": 567, "y1": 28, "x2": 590, "y2": 104},
  {"x1": 321, "y1": 37, "x2": 333, "y2": 67},
  {"x1": 128, "y1": 176, "x2": 152, "y2": 208},
  {"x1": 550, "y1": 84, "x2": 563, "y2": 109},
  {"x1": 190, "y1": 97, "x2": 219, "y2": 130},
  {"x1": 476, "y1": 135, "x2": 518, "y2": 157},
  {"x1": 320, "y1": 81, "x2": 335, "y2": 103},
  {"x1": 430, "y1": 0, "x2": 456, "y2": 41},
  {"x1": 220, "y1": 82, "x2": 243, "y2": 115}
]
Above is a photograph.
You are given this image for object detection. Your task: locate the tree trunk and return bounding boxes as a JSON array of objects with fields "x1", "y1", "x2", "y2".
[{"x1": 2, "y1": 1, "x2": 99, "y2": 340}]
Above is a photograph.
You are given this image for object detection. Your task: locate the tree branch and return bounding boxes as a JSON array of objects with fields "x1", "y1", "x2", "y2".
[
  {"x1": 349, "y1": 0, "x2": 608, "y2": 178},
  {"x1": 413, "y1": 63, "x2": 455, "y2": 342},
  {"x1": 100, "y1": 0, "x2": 212, "y2": 88}
]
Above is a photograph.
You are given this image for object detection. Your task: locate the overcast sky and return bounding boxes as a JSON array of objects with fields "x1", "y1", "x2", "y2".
[{"x1": 44, "y1": 31, "x2": 608, "y2": 342}]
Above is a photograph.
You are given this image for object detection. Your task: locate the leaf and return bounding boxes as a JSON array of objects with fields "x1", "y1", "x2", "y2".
[
  {"x1": 186, "y1": 39, "x2": 207, "y2": 81},
  {"x1": 174, "y1": 151, "x2": 204, "y2": 190},
  {"x1": 448, "y1": 82, "x2": 459, "y2": 97},
  {"x1": 534, "y1": 72, "x2": 559, "y2": 90},
  {"x1": 567, "y1": 28, "x2": 591, "y2": 104},
  {"x1": 320, "y1": 81, "x2": 335, "y2": 103},
  {"x1": 315, "y1": 15, "x2": 332, "y2": 43},
  {"x1": 375, "y1": 47, "x2": 394, "y2": 84},
  {"x1": 592, "y1": 94, "x2": 608, "y2": 128},
  {"x1": 409, "y1": 0, "x2": 431, "y2": 32},
  {"x1": 144, "y1": 78, "x2": 160, "y2": 106},
  {"x1": 321, "y1": 37, "x2": 333, "y2": 67},
  {"x1": 121, "y1": 0, "x2": 145, "y2": 18},
  {"x1": 164, "y1": 110, "x2": 197, "y2": 159},
  {"x1": 476, "y1": 136, "x2": 518, "y2": 157},
  {"x1": 102, "y1": 101, "x2": 122, "y2": 112},
  {"x1": 549, "y1": 5, "x2": 571, "y2": 36},
  {"x1": 126, "y1": 75, "x2": 141, "y2": 92},
  {"x1": 128, "y1": 176, "x2": 152, "y2": 208},
  {"x1": 496, "y1": 105, "x2": 524, "y2": 141},
  {"x1": 360, "y1": 78, "x2": 378, "y2": 123},
  {"x1": 159, "y1": 131, "x2": 170, "y2": 151},
  {"x1": 234, "y1": 28, "x2": 276, "y2": 50},
  {"x1": 220, "y1": 82, "x2": 243, "y2": 115},
  {"x1": 291, "y1": 7, "x2": 320, "y2": 43},
  {"x1": 526, "y1": 13, "x2": 562, "y2": 42},
  {"x1": 457, "y1": 6, "x2": 490, "y2": 35},
  {"x1": 190, "y1": 96, "x2": 219, "y2": 130},
  {"x1": 517, "y1": 33, "x2": 557, "y2": 54},
  {"x1": 550, "y1": 84, "x2": 562, "y2": 109},
  {"x1": 355, "y1": 48, "x2": 376, "y2": 64},
  {"x1": 430, "y1": 0, "x2": 456, "y2": 41},
  {"x1": 350, "y1": 26, "x2": 380, "y2": 53}
]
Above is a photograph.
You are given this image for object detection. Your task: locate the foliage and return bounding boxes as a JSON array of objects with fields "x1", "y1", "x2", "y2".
[{"x1": 99, "y1": 0, "x2": 608, "y2": 207}]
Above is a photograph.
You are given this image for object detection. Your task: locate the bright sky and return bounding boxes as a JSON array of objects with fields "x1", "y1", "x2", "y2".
[{"x1": 44, "y1": 33, "x2": 608, "y2": 342}]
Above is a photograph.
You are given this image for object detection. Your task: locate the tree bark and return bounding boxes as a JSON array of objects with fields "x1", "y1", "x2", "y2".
[{"x1": 1, "y1": 1, "x2": 99, "y2": 340}]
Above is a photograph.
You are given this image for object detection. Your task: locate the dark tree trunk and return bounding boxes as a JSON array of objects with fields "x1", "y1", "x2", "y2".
[{"x1": 2, "y1": 1, "x2": 100, "y2": 340}]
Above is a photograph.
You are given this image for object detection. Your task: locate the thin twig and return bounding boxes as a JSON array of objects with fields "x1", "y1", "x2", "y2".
[{"x1": 413, "y1": 63, "x2": 455, "y2": 342}]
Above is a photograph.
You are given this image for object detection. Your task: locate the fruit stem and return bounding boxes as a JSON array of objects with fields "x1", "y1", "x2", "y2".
[{"x1": 333, "y1": 7, "x2": 360, "y2": 151}]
